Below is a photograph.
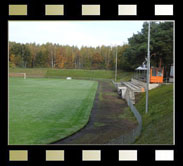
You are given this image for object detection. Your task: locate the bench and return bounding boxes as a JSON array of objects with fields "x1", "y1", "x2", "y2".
[{"x1": 122, "y1": 82, "x2": 143, "y2": 92}]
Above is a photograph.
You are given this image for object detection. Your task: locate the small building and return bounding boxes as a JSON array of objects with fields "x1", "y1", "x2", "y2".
[
  {"x1": 134, "y1": 64, "x2": 164, "y2": 84},
  {"x1": 115, "y1": 60, "x2": 165, "y2": 104},
  {"x1": 134, "y1": 64, "x2": 147, "y2": 82},
  {"x1": 150, "y1": 67, "x2": 164, "y2": 83}
]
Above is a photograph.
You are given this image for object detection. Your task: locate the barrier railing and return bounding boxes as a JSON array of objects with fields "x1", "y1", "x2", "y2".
[
  {"x1": 108, "y1": 98, "x2": 142, "y2": 144},
  {"x1": 110, "y1": 80, "x2": 142, "y2": 144}
]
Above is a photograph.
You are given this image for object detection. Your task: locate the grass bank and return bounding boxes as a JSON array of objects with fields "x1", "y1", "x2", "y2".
[
  {"x1": 9, "y1": 68, "x2": 133, "y2": 81},
  {"x1": 9, "y1": 68, "x2": 48, "y2": 77},
  {"x1": 134, "y1": 84, "x2": 173, "y2": 144},
  {"x1": 46, "y1": 69, "x2": 133, "y2": 81}
]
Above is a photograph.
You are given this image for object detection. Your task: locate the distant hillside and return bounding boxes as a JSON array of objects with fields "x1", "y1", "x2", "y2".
[{"x1": 9, "y1": 68, "x2": 133, "y2": 81}]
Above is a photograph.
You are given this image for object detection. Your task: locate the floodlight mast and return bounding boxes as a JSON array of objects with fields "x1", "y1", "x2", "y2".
[
  {"x1": 115, "y1": 46, "x2": 118, "y2": 82},
  {"x1": 146, "y1": 22, "x2": 151, "y2": 114}
]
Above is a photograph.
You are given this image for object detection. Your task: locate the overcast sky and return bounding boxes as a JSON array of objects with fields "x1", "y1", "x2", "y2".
[{"x1": 9, "y1": 21, "x2": 145, "y2": 48}]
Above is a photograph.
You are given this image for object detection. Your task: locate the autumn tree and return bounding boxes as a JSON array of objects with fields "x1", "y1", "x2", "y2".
[
  {"x1": 9, "y1": 22, "x2": 173, "y2": 73},
  {"x1": 28, "y1": 43, "x2": 38, "y2": 68}
]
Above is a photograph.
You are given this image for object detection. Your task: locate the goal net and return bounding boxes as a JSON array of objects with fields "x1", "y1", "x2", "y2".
[{"x1": 9, "y1": 73, "x2": 26, "y2": 79}]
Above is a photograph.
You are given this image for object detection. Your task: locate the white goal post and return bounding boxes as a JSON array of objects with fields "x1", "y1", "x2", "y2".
[{"x1": 9, "y1": 73, "x2": 26, "y2": 79}]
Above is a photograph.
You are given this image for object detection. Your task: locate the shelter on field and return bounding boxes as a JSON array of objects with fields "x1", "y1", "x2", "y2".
[
  {"x1": 134, "y1": 63, "x2": 164, "y2": 84},
  {"x1": 114, "y1": 60, "x2": 164, "y2": 104}
]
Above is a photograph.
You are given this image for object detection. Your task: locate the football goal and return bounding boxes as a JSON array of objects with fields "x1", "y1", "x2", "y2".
[{"x1": 9, "y1": 73, "x2": 26, "y2": 79}]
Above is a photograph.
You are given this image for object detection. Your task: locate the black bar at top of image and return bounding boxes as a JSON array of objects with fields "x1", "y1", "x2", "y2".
[
  {"x1": 28, "y1": 0, "x2": 44, "y2": 17},
  {"x1": 8, "y1": 0, "x2": 29, "y2": 3},
  {"x1": 6, "y1": 0, "x2": 176, "y2": 19}
]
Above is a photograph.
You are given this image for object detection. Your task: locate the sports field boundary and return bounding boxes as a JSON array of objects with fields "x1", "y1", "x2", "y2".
[
  {"x1": 53, "y1": 81, "x2": 138, "y2": 145},
  {"x1": 50, "y1": 83, "x2": 100, "y2": 144}
]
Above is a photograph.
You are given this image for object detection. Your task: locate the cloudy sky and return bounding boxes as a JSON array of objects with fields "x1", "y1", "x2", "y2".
[{"x1": 9, "y1": 21, "x2": 145, "y2": 48}]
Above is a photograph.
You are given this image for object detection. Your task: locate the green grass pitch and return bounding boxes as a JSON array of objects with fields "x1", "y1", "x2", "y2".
[{"x1": 9, "y1": 77, "x2": 98, "y2": 145}]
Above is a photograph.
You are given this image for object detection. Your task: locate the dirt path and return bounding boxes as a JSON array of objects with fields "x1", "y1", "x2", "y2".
[{"x1": 53, "y1": 81, "x2": 137, "y2": 144}]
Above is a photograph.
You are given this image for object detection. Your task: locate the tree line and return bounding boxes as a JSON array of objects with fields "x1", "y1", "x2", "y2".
[
  {"x1": 9, "y1": 22, "x2": 173, "y2": 75},
  {"x1": 9, "y1": 42, "x2": 125, "y2": 70}
]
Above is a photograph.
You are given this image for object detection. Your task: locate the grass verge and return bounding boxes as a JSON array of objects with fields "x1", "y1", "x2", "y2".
[{"x1": 134, "y1": 84, "x2": 173, "y2": 144}]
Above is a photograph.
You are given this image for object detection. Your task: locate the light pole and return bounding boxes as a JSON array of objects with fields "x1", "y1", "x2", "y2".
[
  {"x1": 145, "y1": 22, "x2": 151, "y2": 114},
  {"x1": 115, "y1": 45, "x2": 118, "y2": 82}
]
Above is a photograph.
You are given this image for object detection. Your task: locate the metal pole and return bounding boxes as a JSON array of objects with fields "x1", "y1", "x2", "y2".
[
  {"x1": 146, "y1": 22, "x2": 151, "y2": 114},
  {"x1": 115, "y1": 46, "x2": 118, "y2": 82}
]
